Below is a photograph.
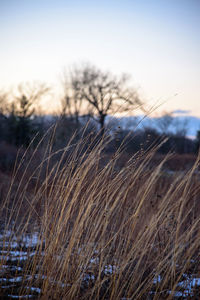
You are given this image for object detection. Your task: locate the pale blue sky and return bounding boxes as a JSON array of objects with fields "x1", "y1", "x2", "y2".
[{"x1": 1, "y1": 0, "x2": 200, "y2": 115}]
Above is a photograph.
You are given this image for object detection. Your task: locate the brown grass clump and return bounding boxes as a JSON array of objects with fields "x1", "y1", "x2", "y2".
[{"x1": 0, "y1": 131, "x2": 200, "y2": 299}]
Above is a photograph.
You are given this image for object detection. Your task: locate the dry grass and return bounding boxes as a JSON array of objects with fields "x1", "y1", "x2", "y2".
[{"x1": 0, "y1": 131, "x2": 200, "y2": 299}]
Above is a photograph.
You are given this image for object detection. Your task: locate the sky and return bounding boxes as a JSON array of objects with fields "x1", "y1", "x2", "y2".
[{"x1": 1, "y1": 0, "x2": 200, "y2": 116}]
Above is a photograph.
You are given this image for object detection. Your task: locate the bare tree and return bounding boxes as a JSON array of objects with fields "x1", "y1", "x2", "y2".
[
  {"x1": 155, "y1": 112, "x2": 174, "y2": 135},
  {"x1": 0, "y1": 90, "x2": 10, "y2": 116},
  {"x1": 10, "y1": 82, "x2": 50, "y2": 146},
  {"x1": 173, "y1": 117, "x2": 188, "y2": 138},
  {"x1": 13, "y1": 82, "x2": 50, "y2": 118},
  {"x1": 61, "y1": 68, "x2": 85, "y2": 124},
  {"x1": 62, "y1": 64, "x2": 144, "y2": 135}
]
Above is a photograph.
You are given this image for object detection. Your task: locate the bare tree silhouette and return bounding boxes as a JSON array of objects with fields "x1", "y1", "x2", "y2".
[
  {"x1": 62, "y1": 64, "x2": 144, "y2": 136},
  {"x1": 9, "y1": 82, "x2": 49, "y2": 146}
]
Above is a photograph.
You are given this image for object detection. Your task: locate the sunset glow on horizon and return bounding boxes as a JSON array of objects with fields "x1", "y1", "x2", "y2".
[{"x1": 1, "y1": 0, "x2": 200, "y2": 116}]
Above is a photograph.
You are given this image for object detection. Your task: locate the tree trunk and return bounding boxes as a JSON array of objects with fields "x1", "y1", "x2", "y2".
[{"x1": 99, "y1": 113, "x2": 106, "y2": 137}]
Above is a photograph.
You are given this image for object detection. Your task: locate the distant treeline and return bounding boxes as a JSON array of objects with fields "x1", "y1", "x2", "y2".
[
  {"x1": 0, "y1": 105, "x2": 200, "y2": 173},
  {"x1": 0, "y1": 109, "x2": 200, "y2": 154}
]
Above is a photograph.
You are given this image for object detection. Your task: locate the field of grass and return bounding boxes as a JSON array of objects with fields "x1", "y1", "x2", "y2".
[{"x1": 0, "y1": 132, "x2": 200, "y2": 299}]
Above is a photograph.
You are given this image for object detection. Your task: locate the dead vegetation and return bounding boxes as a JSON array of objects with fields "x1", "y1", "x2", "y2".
[{"x1": 0, "y1": 132, "x2": 200, "y2": 299}]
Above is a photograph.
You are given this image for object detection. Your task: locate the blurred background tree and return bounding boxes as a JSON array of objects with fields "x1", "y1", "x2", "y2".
[
  {"x1": 61, "y1": 64, "x2": 144, "y2": 137},
  {"x1": 0, "y1": 83, "x2": 49, "y2": 147}
]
